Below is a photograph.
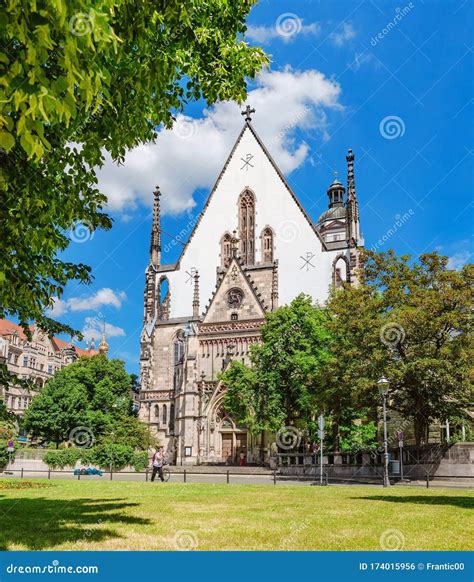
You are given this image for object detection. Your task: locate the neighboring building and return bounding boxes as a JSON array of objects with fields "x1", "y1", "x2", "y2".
[
  {"x1": 0, "y1": 319, "x2": 97, "y2": 416},
  {"x1": 139, "y1": 109, "x2": 363, "y2": 465}
]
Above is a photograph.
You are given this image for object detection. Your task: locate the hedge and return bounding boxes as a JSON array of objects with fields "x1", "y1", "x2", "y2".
[{"x1": 43, "y1": 445, "x2": 149, "y2": 471}]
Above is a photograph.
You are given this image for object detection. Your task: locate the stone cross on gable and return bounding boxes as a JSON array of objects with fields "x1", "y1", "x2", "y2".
[{"x1": 241, "y1": 105, "x2": 255, "y2": 122}]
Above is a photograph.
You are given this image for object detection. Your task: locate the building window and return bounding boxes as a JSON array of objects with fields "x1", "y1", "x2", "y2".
[
  {"x1": 231, "y1": 312, "x2": 238, "y2": 321},
  {"x1": 154, "y1": 404, "x2": 159, "y2": 419},
  {"x1": 48, "y1": 364, "x2": 53, "y2": 374},
  {"x1": 221, "y1": 233, "x2": 232, "y2": 268},
  {"x1": 23, "y1": 356, "x2": 28, "y2": 367},
  {"x1": 261, "y1": 227, "x2": 274, "y2": 263},
  {"x1": 173, "y1": 337, "x2": 185, "y2": 391},
  {"x1": 158, "y1": 276, "x2": 170, "y2": 320},
  {"x1": 162, "y1": 404, "x2": 167, "y2": 425},
  {"x1": 239, "y1": 190, "x2": 255, "y2": 265}
]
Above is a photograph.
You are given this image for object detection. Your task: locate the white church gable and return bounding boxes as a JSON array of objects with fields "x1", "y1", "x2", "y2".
[{"x1": 161, "y1": 122, "x2": 351, "y2": 319}]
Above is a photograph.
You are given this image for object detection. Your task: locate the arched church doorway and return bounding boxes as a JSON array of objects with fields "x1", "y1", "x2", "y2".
[{"x1": 217, "y1": 413, "x2": 247, "y2": 465}]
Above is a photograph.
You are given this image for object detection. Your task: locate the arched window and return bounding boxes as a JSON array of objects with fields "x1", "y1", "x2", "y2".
[
  {"x1": 173, "y1": 334, "x2": 185, "y2": 391},
  {"x1": 261, "y1": 227, "x2": 274, "y2": 263},
  {"x1": 221, "y1": 233, "x2": 232, "y2": 268},
  {"x1": 239, "y1": 190, "x2": 255, "y2": 265},
  {"x1": 154, "y1": 404, "x2": 160, "y2": 419},
  {"x1": 332, "y1": 255, "x2": 350, "y2": 288},
  {"x1": 158, "y1": 277, "x2": 170, "y2": 320},
  {"x1": 162, "y1": 404, "x2": 167, "y2": 424}
]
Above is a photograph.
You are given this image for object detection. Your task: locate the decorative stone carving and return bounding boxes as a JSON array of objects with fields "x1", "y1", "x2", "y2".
[{"x1": 226, "y1": 287, "x2": 244, "y2": 309}]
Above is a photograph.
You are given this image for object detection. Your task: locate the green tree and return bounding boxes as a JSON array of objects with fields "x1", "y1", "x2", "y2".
[
  {"x1": 221, "y1": 295, "x2": 332, "y2": 436},
  {"x1": 0, "y1": 1, "x2": 268, "y2": 350},
  {"x1": 22, "y1": 376, "x2": 88, "y2": 448},
  {"x1": 23, "y1": 354, "x2": 152, "y2": 448},
  {"x1": 327, "y1": 251, "x2": 473, "y2": 445}
]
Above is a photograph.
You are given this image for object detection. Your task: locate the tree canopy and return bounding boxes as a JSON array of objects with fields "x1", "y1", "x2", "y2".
[
  {"x1": 221, "y1": 294, "x2": 332, "y2": 436},
  {"x1": 327, "y1": 250, "x2": 473, "y2": 445},
  {"x1": 23, "y1": 355, "x2": 154, "y2": 448},
  {"x1": 221, "y1": 251, "x2": 473, "y2": 449},
  {"x1": 0, "y1": 0, "x2": 268, "y2": 343}
]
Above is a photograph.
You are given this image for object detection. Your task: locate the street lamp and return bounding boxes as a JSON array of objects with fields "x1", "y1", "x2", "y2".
[{"x1": 377, "y1": 375, "x2": 391, "y2": 488}]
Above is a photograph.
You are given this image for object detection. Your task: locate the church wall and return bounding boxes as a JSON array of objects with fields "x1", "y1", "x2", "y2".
[{"x1": 161, "y1": 128, "x2": 347, "y2": 319}]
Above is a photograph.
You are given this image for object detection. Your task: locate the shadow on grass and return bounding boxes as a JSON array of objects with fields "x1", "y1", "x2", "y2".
[
  {"x1": 355, "y1": 495, "x2": 474, "y2": 509},
  {"x1": 0, "y1": 496, "x2": 151, "y2": 550}
]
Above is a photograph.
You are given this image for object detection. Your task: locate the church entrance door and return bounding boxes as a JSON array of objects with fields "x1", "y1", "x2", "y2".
[{"x1": 222, "y1": 433, "x2": 233, "y2": 464}]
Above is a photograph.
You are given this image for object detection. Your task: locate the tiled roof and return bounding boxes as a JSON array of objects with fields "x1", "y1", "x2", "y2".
[{"x1": 0, "y1": 318, "x2": 97, "y2": 357}]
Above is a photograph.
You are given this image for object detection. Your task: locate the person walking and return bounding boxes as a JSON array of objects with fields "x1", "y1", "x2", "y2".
[{"x1": 151, "y1": 447, "x2": 165, "y2": 482}]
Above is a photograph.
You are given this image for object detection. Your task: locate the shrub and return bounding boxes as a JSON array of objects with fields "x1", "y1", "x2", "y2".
[
  {"x1": 131, "y1": 451, "x2": 149, "y2": 472},
  {"x1": 86, "y1": 444, "x2": 134, "y2": 470},
  {"x1": 43, "y1": 448, "x2": 82, "y2": 469},
  {"x1": 0, "y1": 446, "x2": 10, "y2": 468}
]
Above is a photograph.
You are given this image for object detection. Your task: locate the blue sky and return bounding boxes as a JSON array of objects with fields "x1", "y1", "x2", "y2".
[{"x1": 50, "y1": 0, "x2": 473, "y2": 374}]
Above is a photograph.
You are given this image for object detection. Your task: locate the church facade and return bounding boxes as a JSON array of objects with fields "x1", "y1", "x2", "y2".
[{"x1": 138, "y1": 110, "x2": 363, "y2": 465}]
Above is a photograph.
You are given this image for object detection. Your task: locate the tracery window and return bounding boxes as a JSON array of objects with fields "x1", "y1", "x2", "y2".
[
  {"x1": 162, "y1": 404, "x2": 167, "y2": 424},
  {"x1": 221, "y1": 233, "x2": 232, "y2": 268},
  {"x1": 261, "y1": 227, "x2": 274, "y2": 263},
  {"x1": 239, "y1": 190, "x2": 255, "y2": 265}
]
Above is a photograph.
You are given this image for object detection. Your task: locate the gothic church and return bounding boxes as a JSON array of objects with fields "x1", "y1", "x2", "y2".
[{"x1": 139, "y1": 109, "x2": 363, "y2": 465}]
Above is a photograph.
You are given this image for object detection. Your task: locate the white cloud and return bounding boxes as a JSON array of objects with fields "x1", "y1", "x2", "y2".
[
  {"x1": 447, "y1": 251, "x2": 472, "y2": 271},
  {"x1": 48, "y1": 298, "x2": 69, "y2": 318},
  {"x1": 68, "y1": 288, "x2": 126, "y2": 312},
  {"x1": 329, "y1": 23, "x2": 356, "y2": 47},
  {"x1": 82, "y1": 318, "x2": 125, "y2": 342},
  {"x1": 47, "y1": 288, "x2": 126, "y2": 318},
  {"x1": 96, "y1": 67, "x2": 342, "y2": 215},
  {"x1": 246, "y1": 19, "x2": 320, "y2": 44}
]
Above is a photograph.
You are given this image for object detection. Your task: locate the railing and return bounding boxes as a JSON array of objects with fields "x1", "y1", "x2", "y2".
[{"x1": 0, "y1": 467, "x2": 278, "y2": 485}]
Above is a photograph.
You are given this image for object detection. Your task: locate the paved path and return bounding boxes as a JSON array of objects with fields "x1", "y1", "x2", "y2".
[{"x1": 2, "y1": 470, "x2": 472, "y2": 488}]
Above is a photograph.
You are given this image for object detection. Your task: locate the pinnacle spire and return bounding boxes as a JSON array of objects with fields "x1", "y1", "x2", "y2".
[
  {"x1": 150, "y1": 186, "x2": 161, "y2": 268},
  {"x1": 345, "y1": 149, "x2": 360, "y2": 245},
  {"x1": 192, "y1": 271, "x2": 200, "y2": 317},
  {"x1": 346, "y1": 149, "x2": 356, "y2": 200}
]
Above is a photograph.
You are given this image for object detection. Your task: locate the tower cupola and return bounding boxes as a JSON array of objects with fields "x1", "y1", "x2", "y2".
[{"x1": 327, "y1": 173, "x2": 345, "y2": 208}]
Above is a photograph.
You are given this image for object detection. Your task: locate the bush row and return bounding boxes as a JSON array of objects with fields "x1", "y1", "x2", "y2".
[{"x1": 43, "y1": 445, "x2": 149, "y2": 472}]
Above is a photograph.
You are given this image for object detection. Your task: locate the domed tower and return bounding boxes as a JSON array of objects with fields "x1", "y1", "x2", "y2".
[
  {"x1": 316, "y1": 173, "x2": 347, "y2": 249},
  {"x1": 98, "y1": 321, "x2": 109, "y2": 356},
  {"x1": 98, "y1": 333, "x2": 109, "y2": 356}
]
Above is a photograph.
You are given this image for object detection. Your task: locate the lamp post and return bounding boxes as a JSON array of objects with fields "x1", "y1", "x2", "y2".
[{"x1": 377, "y1": 375, "x2": 390, "y2": 488}]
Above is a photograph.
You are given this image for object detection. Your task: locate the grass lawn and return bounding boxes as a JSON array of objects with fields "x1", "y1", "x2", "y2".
[{"x1": 0, "y1": 479, "x2": 472, "y2": 551}]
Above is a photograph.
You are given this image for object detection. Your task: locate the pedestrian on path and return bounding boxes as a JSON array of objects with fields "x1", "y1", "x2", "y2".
[{"x1": 151, "y1": 447, "x2": 165, "y2": 482}]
